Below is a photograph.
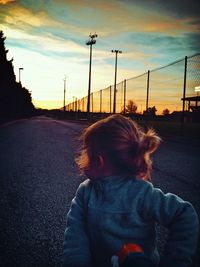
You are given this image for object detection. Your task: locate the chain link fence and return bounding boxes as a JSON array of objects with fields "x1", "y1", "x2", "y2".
[{"x1": 65, "y1": 53, "x2": 200, "y2": 122}]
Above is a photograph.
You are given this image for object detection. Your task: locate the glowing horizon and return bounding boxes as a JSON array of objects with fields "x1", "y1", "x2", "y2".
[{"x1": 0, "y1": 0, "x2": 199, "y2": 110}]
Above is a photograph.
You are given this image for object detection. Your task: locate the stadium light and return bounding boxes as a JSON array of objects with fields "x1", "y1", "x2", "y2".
[{"x1": 111, "y1": 50, "x2": 122, "y2": 113}]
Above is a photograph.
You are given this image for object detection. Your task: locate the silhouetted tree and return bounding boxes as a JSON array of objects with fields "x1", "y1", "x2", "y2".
[
  {"x1": 125, "y1": 99, "x2": 137, "y2": 114},
  {"x1": 144, "y1": 106, "x2": 157, "y2": 116},
  {"x1": 162, "y1": 108, "x2": 170, "y2": 116},
  {"x1": 0, "y1": 30, "x2": 35, "y2": 118}
]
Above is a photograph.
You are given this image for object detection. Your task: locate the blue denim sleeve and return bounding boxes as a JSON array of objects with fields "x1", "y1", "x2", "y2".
[
  {"x1": 63, "y1": 181, "x2": 92, "y2": 267},
  {"x1": 142, "y1": 183, "x2": 199, "y2": 267}
]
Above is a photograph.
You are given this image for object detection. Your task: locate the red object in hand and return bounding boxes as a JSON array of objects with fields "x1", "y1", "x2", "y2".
[{"x1": 117, "y1": 243, "x2": 144, "y2": 265}]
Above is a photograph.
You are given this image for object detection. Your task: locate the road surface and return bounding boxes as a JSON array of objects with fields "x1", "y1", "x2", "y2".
[{"x1": 0, "y1": 116, "x2": 199, "y2": 267}]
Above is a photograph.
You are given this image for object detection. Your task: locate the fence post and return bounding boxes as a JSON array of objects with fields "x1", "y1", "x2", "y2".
[
  {"x1": 110, "y1": 86, "x2": 112, "y2": 113},
  {"x1": 182, "y1": 56, "x2": 188, "y2": 124},
  {"x1": 91, "y1": 93, "x2": 93, "y2": 113},
  {"x1": 123, "y1": 79, "x2": 126, "y2": 114},
  {"x1": 146, "y1": 70, "x2": 150, "y2": 111},
  {"x1": 99, "y1": 90, "x2": 102, "y2": 113},
  {"x1": 78, "y1": 100, "x2": 80, "y2": 111}
]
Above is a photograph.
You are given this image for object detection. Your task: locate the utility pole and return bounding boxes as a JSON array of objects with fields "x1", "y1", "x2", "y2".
[
  {"x1": 19, "y1": 67, "x2": 24, "y2": 83},
  {"x1": 63, "y1": 76, "x2": 66, "y2": 111},
  {"x1": 111, "y1": 50, "x2": 122, "y2": 113},
  {"x1": 123, "y1": 79, "x2": 126, "y2": 114},
  {"x1": 86, "y1": 33, "x2": 98, "y2": 119},
  {"x1": 146, "y1": 70, "x2": 150, "y2": 112},
  {"x1": 182, "y1": 56, "x2": 188, "y2": 122},
  {"x1": 75, "y1": 97, "x2": 77, "y2": 111},
  {"x1": 109, "y1": 85, "x2": 112, "y2": 114}
]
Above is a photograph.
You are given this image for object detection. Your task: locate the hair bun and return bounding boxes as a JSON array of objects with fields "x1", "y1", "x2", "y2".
[{"x1": 141, "y1": 129, "x2": 161, "y2": 154}]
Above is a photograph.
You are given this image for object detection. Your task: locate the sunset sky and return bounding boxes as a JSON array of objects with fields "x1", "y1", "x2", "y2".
[{"x1": 0, "y1": 0, "x2": 199, "y2": 109}]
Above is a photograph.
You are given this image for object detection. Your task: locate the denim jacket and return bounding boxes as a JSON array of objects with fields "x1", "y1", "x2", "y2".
[{"x1": 63, "y1": 176, "x2": 199, "y2": 267}]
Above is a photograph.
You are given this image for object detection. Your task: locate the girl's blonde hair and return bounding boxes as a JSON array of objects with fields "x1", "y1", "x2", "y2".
[{"x1": 76, "y1": 114, "x2": 161, "y2": 181}]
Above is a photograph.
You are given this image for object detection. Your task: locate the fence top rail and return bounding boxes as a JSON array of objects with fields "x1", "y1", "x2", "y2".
[
  {"x1": 187, "y1": 52, "x2": 200, "y2": 59},
  {"x1": 150, "y1": 53, "x2": 200, "y2": 73},
  {"x1": 151, "y1": 58, "x2": 184, "y2": 73},
  {"x1": 126, "y1": 72, "x2": 148, "y2": 81}
]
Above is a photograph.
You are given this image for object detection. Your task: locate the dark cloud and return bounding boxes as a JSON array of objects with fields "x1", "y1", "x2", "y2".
[
  {"x1": 126, "y1": 31, "x2": 200, "y2": 63},
  {"x1": 128, "y1": 33, "x2": 183, "y2": 47},
  {"x1": 185, "y1": 33, "x2": 200, "y2": 53},
  {"x1": 121, "y1": 0, "x2": 200, "y2": 19}
]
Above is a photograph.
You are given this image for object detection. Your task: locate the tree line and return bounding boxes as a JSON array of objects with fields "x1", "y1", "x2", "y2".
[
  {"x1": 0, "y1": 31, "x2": 35, "y2": 119},
  {"x1": 125, "y1": 99, "x2": 170, "y2": 116}
]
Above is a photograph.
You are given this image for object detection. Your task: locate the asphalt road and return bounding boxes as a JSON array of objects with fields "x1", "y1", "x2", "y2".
[{"x1": 0, "y1": 116, "x2": 199, "y2": 267}]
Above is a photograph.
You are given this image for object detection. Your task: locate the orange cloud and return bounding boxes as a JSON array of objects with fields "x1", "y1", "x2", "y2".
[
  {"x1": 0, "y1": 0, "x2": 15, "y2": 4},
  {"x1": 4, "y1": 5, "x2": 54, "y2": 27},
  {"x1": 2, "y1": 0, "x2": 198, "y2": 39}
]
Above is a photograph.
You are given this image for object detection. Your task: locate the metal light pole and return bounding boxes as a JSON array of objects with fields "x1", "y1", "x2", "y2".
[
  {"x1": 63, "y1": 76, "x2": 66, "y2": 111},
  {"x1": 86, "y1": 33, "x2": 98, "y2": 118},
  {"x1": 111, "y1": 50, "x2": 122, "y2": 113},
  {"x1": 75, "y1": 97, "x2": 78, "y2": 111},
  {"x1": 19, "y1": 67, "x2": 24, "y2": 83}
]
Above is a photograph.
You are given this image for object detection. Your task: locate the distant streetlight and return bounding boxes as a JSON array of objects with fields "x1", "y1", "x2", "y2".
[
  {"x1": 19, "y1": 67, "x2": 24, "y2": 83},
  {"x1": 63, "y1": 76, "x2": 66, "y2": 111},
  {"x1": 73, "y1": 96, "x2": 75, "y2": 111},
  {"x1": 86, "y1": 33, "x2": 98, "y2": 117},
  {"x1": 111, "y1": 50, "x2": 122, "y2": 113}
]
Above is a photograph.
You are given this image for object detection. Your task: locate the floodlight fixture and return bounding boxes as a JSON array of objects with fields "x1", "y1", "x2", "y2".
[
  {"x1": 111, "y1": 50, "x2": 122, "y2": 54},
  {"x1": 89, "y1": 33, "x2": 98, "y2": 38},
  {"x1": 86, "y1": 33, "x2": 98, "y2": 45}
]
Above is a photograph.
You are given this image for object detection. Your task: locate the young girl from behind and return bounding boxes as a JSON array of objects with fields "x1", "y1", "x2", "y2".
[{"x1": 63, "y1": 114, "x2": 199, "y2": 267}]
